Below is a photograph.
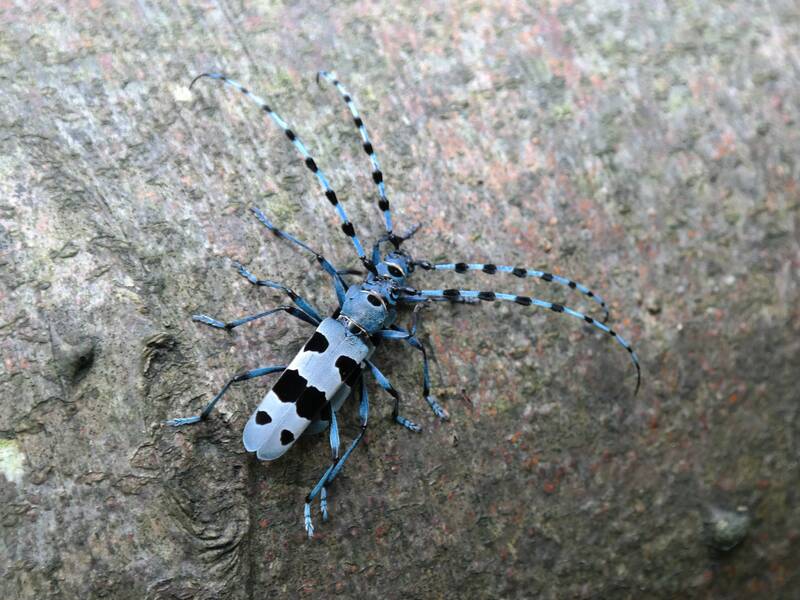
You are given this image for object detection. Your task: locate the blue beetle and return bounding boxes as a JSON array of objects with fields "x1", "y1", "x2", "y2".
[{"x1": 167, "y1": 72, "x2": 641, "y2": 536}]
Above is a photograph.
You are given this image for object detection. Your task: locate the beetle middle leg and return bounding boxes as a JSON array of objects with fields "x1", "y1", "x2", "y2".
[
  {"x1": 192, "y1": 304, "x2": 319, "y2": 330},
  {"x1": 165, "y1": 364, "x2": 286, "y2": 427},
  {"x1": 366, "y1": 360, "x2": 421, "y2": 432}
]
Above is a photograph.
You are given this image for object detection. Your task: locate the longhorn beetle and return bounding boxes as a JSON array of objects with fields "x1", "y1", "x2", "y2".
[{"x1": 166, "y1": 71, "x2": 642, "y2": 537}]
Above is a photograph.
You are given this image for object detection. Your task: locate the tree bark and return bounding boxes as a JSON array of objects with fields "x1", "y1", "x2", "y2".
[{"x1": 2, "y1": 1, "x2": 798, "y2": 598}]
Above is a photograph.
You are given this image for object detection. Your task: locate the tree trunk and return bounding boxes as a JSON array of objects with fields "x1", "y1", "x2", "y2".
[{"x1": 2, "y1": 1, "x2": 798, "y2": 598}]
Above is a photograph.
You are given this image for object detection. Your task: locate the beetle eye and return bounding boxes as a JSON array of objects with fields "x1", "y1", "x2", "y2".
[
  {"x1": 366, "y1": 293, "x2": 383, "y2": 307},
  {"x1": 386, "y1": 264, "x2": 404, "y2": 278}
]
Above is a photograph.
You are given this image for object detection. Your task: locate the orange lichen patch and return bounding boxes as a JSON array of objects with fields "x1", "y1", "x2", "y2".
[
  {"x1": 142, "y1": 188, "x2": 159, "y2": 202},
  {"x1": 689, "y1": 75, "x2": 719, "y2": 101},
  {"x1": 431, "y1": 127, "x2": 469, "y2": 162},
  {"x1": 430, "y1": 215, "x2": 450, "y2": 233},
  {"x1": 713, "y1": 130, "x2": 738, "y2": 160},
  {"x1": 374, "y1": 524, "x2": 390, "y2": 539},
  {"x1": 243, "y1": 13, "x2": 263, "y2": 31},
  {"x1": 768, "y1": 562, "x2": 786, "y2": 585},
  {"x1": 484, "y1": 162, "x2": 518, "y2": 195},
  {"x1": 98, "y1": 52, "x2": 114, "y2": 77},
  {"x1": 521, "y1": 143, "x2": 543, "y2": 170},
  {"x1": 544, "y1": 150, "x2": 558, "y2": 171},
  {"x1": 542, "y1": 481, "x2": 557, "y2": 494},
  {"x1": 589, "y1": 73, "x2": 606, "y2": 90},
  {"x1": 523, "y1": 455, "x2": 541, "y2": 471},
  {"x1": 554, "y1": 170, "x2": 572, "y2": 190},
  {"x1": 698, "y1": 412, "x2": 709, "y2": 432},
  {"x1": 746, "y1": 578, "x2": 769, "y2": 595},
  {"x1": 576, "y1": 198, "x2": 598, "y2": 219},
  {"x1": 619, "y1": 316, "x2": 638, "y2": 334},
  {"x1": 298, "y1": 581, "x2": 315, "y2": 594}
]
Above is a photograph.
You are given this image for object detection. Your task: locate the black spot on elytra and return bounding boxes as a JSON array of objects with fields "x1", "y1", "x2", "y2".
[
  {"x1": 296, "y1": 385, "x2": 327, "y2": 420},
  {"x1": 335, "y1": 355, "x2": 359, "y2": 382},
  {"x1": 482, "y1": 264, "x2": 497, "y2": 274},
  {"x1": 325, "y1": 189, "x2": 338, "y2": 206},
  {"x1": 319, "y1": 402, "x2": 332, "y2": 421},
  {"x1": 280, "y1": 429, "x2": 295, "y2": 445},
  {"x1": 455, "y1": 262, "x2": 468, "y2": 273},
  {"x1": 512, "y1": 267, "x2": 527, "y2": 278},
  {"x1": 478, "y1": 291, "x2": 496, "y2": 301},
  {"x1": 515, "y1": 296, "x2": 532, "y2": 306},
  {"x1": 344, "y1": 364, "x2": 361, "y2": 387},
  {"x1": 367, "y1": 293, "x2": 382, "y2": 306},
  {"x1": 342, "y1": 222, "x2": 355, "y2": 237},
  {"x1": 273, "y1": 369, "x2": 306, "y2": 403},
  {"x1": 303, "y1": 331, "x2": 329, "y2": 353},
  {"x1": 378, "y1": 199, "x2": 390, "y2": 211},
  {"x1": 255, "y1": 410, "x2": 271, "y2": 425}
]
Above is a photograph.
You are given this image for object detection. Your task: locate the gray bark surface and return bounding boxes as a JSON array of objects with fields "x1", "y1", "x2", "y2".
[{"x1": 1, "y1": 1, "x2": 798, "y2": 598}]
